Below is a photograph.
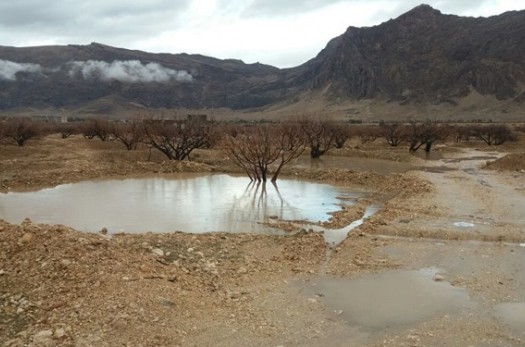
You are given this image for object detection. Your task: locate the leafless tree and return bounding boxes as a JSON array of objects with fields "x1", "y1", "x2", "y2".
[
  {"x1": 332, "y1": 123, "x2": 351, "y2": 149},
  {"x1": 52, "y1": 123, "x2": 81, "y2": 139},
  {"x1": 451, "y1": 125, "x2": 475, "y2": 143},
  {"x1": 351, "y1": 125, "x2": 381, "y2": 144},
  {"x1": 82, "y1": 118, "x2": 112, "y2": 141},
  {"x1": 299, "y1": 117, "x2": 337, "y2": 158},
  {"x1": 471, "y1": 124, "x2": 516, "y2": 145},
  {"x1": 224, "y1": 123, "x2": 305, "y2": 182},
  {"x1": 111, "y1": 121, "x2": 144, "y2": 150},
  {"x1": 143, "y1": 118, "x2": 213, "y2": 160},
  {"x1": 4, "y1": 117, "x2": 41, "y2": 146},
  {"x1": 405, "y1": 120, "x2": 449, "y2": 152},
  {"x1": 379, "y1": 121, "x2": 404, "y2": 147}
]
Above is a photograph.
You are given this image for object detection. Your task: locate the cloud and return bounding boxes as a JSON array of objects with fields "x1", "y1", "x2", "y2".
[
  {"x1": 67, "y1": 60, "x2": 193, "y2": 83},
  {"x1": 0, "y1": 59, "x2": 42, "y2": 80}
]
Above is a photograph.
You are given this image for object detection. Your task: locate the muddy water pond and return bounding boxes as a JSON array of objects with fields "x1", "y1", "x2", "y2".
[
  {"x1": 0, "y1": 174, "x2": 366, "y2": 234},
  {"x1": 300, "y1": 268, "x2": 471, "y2": 331}
]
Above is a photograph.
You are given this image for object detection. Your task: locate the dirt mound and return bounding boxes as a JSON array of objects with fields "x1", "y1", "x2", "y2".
[
  {"x1": 0, "y1": 218, "x2": 331, "y2": 346},
  {"x1": 485, "y1": 153, "x2": 525, "y2": 171}
]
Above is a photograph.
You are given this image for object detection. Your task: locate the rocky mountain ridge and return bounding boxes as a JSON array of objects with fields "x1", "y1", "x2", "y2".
[{"x1": 0, "y1": 4, "x2": 524, "y2": 117}]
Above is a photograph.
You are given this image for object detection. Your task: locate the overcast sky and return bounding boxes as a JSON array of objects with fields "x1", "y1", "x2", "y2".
[{"x1": 0, "y1": 0, "x2": 523, "y2": 68}]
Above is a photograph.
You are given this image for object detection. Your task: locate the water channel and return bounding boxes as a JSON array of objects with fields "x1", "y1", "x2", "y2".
[{"x1": 0, "y1": 174, "x2": 368, "y2": 234}]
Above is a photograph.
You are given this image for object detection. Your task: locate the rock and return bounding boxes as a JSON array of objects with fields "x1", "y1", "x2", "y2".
[
  {"x1": 433, "y1": 274, "x2": 445, "y2": 282},
  {"x1": 99, "y1": 227, "x2": 108, "y2": 235},
  {"x1": 60, "y1": 259, "x2": 72, "y2": 267},
  {"x1": 3, "y1": 338, "x2": 24, "y2": 347},
  {"x1": 0, "y1": 269, "x2": 6, "y2": 276},
  {"x1": 0, "y1": 226, "x2": 5, "y2": 232},
  {"x1": 53, "y1": 328, "x2": 66, "y2": 339},
  {"x1": 307, "y1": 298, "x2": 318, "y2": 304},
  {"x1": 204, "y1": 262, "x2": 218, "y2": 275},
  {"x1": 151, "y1": 248, "x2": 164, "y2": 257},
  {"x1": 20, "y1": 233, "x2": 33, "y2": 243},
  {"x1": 227, "y1": 291, "x2": 241, "y2": 299},
  {"x1": 32, "y1": 330, "x2": 53, "y2": 345},
  {"x1": 187, "y1": 247, "x2": 194, "y2": 253}
]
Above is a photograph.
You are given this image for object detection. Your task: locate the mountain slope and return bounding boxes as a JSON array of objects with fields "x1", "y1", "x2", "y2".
[
  {"x1": 290, "y1": 4, "x2": 525, "y2": 105},
  {"x1": 0, "y1": 5, "x2": 524, "y2": 115}
]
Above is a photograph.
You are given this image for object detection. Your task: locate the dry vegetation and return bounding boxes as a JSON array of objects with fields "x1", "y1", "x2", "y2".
[{"x1": 1, "y1": 116, "x2": 524, "y2": 346}]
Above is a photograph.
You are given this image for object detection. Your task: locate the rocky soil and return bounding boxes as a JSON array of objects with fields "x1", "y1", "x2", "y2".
[{"x1": 1, "y1": 134, "x2": 525, "y2": 346}]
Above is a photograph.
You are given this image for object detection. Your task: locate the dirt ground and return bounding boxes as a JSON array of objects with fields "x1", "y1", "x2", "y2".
[{"x1": 1, "y1": 134, "x2": 525, "y2": 346}]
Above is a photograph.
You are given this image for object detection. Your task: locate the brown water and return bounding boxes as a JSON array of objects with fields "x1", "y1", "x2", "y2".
[
  {"x1": 291, "y1": 155, "x2": 412, "y2": 175},
  {"x1": 0, "y1": 174, "x2": 365, "y2": 234},
  {"x1": 299, "y1": 268, "x2": 471, "y2": 331},
  {"x1": 495, "y1": 302, "x2": 525, "y2": 338}
]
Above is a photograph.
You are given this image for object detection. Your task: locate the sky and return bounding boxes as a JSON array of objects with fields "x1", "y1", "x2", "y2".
[{"x1": 0, "y1": 0, "x2": 523, "y2": 68}]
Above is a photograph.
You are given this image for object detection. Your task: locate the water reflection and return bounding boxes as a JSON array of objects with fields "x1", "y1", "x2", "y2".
[{"x1": 0, "y1": 174, "x2": 359, "y2": 234}]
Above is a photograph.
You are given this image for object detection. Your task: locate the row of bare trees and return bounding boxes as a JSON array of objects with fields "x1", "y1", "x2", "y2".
[
  {"x1": 378, "y1": 121, "x2": 517, "y2": 150},
  {"x1": 1, "y1": 116, "x2": 520, "y2": 182}
]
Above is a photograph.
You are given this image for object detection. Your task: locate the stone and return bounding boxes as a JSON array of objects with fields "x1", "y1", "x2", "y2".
[
  {"x1": 53, "y1": 328, "x2": 66, "y2": 339},
  {"x1": 99, "y1": 227, "x2": 108, "y2": 235},
  {"x1": 20, "y1": 233, "x2": 33, "y2": 243},
  {"x1": 32, "y1": 330, "x2": 53, "y2": 345},
  {"x1": 433, "y1": 274, "x2": 445, "y2": 282},
  {"x1": 151, "y1": 248, "x2": 164, "y2": 257}
]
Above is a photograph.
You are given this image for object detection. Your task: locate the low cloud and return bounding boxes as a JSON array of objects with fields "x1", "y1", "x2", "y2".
[
  {"x1": 0, "y1": 59, "x2": 43, "y2": 80},
  {"x1": 67, "y1": 60, "x2": 193, "y2": 83}
]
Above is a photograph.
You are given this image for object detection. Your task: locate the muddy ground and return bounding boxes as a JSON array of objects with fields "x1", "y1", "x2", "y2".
[{"x1": 1, "y1": 135, "x2": 525, "y2": 346}]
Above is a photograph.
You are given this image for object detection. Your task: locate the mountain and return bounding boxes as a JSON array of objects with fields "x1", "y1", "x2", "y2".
[
  {"x1": 0, "y1": 4, "x2": 524, "y2": 119},
  {"x1": 295, "y1": 4, "x2": 525, "y2": 105}
]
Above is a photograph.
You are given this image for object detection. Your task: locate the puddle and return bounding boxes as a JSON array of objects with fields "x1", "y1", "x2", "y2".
[
  {"x1": 454, "y1": 221, "x2": 475, "y2": 228},
  {"x1": 520, "y1": 243, "x2": 525, "y2": 248},
  {"x1": 413, "y1": 165, "x2": 455, "y2": 173},
  {"x1": 322, "y1": 205, "x2": 379, "y2": 245},
  {"x1": 291, "y1": 155, "x2": 412, "y2": 175},
  {"x1": 300, "y1": 269, "x2": 471, "y2": 331},
  {"x1": 444, "y1": 156, "x2": 499, "y2": 163},
  {"x1": 0, "y1": 174, "x2": 364, "y2": 234},
  {"x1": 411, "y1": 151, "x2": 444, "y2": 160},
  {"x1": 495, "y1": 303, "x2": 525, "y2": 338}
]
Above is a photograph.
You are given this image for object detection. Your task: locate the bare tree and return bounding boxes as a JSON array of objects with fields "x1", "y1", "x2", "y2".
[
  {"x1": 351, "y1": 125, "x2": 381, "y2": 144},
  {"x1": 332, "y1": 123, "x2": 351, "y2": 149},
  {"x1": 405, "y1": 120, "x2": 449, "y2": 152},
  {"x1": 111, "y1": 121, "x2": 144, "y2": 150},
  {"x1": 143, "y1": 118, "x2": 213, "y2": 160},
  {"x1": 224, "y1": 123, "x2": 305, "y2": 182},
  {"x1": 299, "y1": 117, "x2": 336, "y2": 159},
  {"x1": 472, "y1": 124, "x2": 516, "y2": 145},
  {"x1": 379, "y1": 121, "x2": 404, "y2": 147},
  {"x1": 52, "y1": 123, "x2": 81, "y2": 139},
  {"x1": 82, "y1": 118, "x2": 112, "y2": 141},
  {"x1": 5, "y1": 117, "x2": 41, "y2": 146}
]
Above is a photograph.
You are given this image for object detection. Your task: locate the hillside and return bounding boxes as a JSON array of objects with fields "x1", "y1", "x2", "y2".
[{"x1": 0, "y1": 4, "x2": 524, "y2": 119}]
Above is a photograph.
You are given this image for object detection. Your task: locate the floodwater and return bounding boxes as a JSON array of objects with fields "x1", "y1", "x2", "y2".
[
  {"x1": 299, "y1": 205, "x2": 379, "y2": 246},
  {"x1": 0, "y1": 174, "x2": 364, "y2": 234},
  {"x1": 300, "y1": 268, "x2": 471, "y2": 331},
  {"x1": 495, "y1": 302, "x2": 525, "y2": 338},
  {"x1": 291, "y1": 155, "x2": 412, "y2": 175}
]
